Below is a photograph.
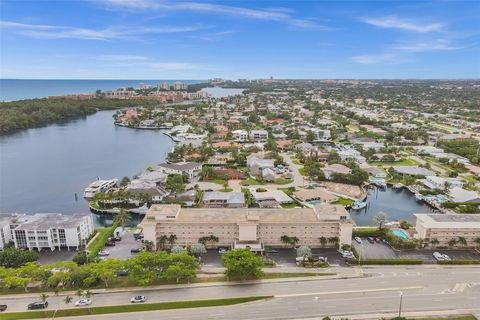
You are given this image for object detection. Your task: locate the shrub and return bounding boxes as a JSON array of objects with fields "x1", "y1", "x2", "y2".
[
  {"x1": 352, "y1": 228, "x2": 383, "y2": 237},
  {"x1": 437, "y1": 260, "x2": 480, "y2": 265}
]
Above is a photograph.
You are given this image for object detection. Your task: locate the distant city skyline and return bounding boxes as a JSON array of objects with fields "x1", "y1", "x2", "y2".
[{"x1": 1, "y1": 0, "x2": 479, "y2": 79}]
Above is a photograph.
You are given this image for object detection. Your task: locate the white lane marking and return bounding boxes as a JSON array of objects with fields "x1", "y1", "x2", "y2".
[{"x1": 275, "y1": 286, "x2": 423, "y2": 298}]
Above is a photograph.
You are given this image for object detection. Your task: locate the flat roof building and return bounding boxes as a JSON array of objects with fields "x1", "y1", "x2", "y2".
[
  {"x1": 414, "y1": 213, "x2": 480, "y2": 247},
  {"x1": 141, "y1": 204, "x2": 353, "y2": 251},
  {"x1": 2, "y1": 213, "x2": 94, "y2": 251}
]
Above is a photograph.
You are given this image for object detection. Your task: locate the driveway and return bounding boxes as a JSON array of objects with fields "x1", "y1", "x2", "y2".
[
  {"x1": 354, "y1": 237, "x2": 480, "y2": 263},
  {"x1": 104, "y1": 229, "x2": 143, "y2": 260}
]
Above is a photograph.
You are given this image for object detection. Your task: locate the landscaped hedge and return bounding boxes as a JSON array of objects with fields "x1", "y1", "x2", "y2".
[
  {"x1": 442, "y1": 201, "x2": 480, "y2": 208},
  {"x1": 347, "y1": 258, "x2": 423, "y2": 265},
  {"x1": 87, "y1": 221, "x2": 119, "y2": 259},
  {"x1": 438, "y1": 260, "x2": 480, "y2": 265},
  {"x1": 352, "y1": 228, "x2": 383, "y2": 237}
]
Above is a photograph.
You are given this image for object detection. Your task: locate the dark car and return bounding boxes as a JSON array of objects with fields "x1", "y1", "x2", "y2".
[
  {"x1": 105, "y1": 240, "x2": 116, "y2": 246},
  {"x1": 267, "y1": 249, "x2": 279, "y2": 254},
  {"x1": 130, "y1": 248, "x2": 143, "y2": 253},
  {"x1": 28, "y1": 301, "x2": 48, "y2": 310},
  {"x1": 114, "y1": 236, "x2": 122, "y2": 242},
  {"x1": 367, "y1": 237, "x2": 375, "y2": 244},
  {"x1": 0, "y1": 304, "x2": 7, "y2": 312}
]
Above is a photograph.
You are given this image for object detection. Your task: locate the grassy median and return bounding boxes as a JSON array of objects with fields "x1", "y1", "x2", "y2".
[{"x1": 1, "y1": 296, "x2": 271, "y2": 319}]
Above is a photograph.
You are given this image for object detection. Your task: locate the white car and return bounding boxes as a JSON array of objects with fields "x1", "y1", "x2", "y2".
[
  {"x1": 75, "y1": 299, "x2": 91, "y2": 307},
  {"x1": 130, "y1": 295, "x2": 146, "y2": 303},
  {"x1": 433, "y1": 252, "x2": 444, "y2": 261},
  {"x1": 218, "y1": 248, "x2": 227, "y2": 254},
  {"x1": 98, "y1": 250, "x2": 110, "y2": 256},
  {"x1": 442, "y1": 254, "x2": 451, "y2": 261},
  {"x1": 341, "y1": 251, "x2": 355, "y2": 258},
  {"x1": 354, "y1": 237, "x2": 362, "y2": 244}
]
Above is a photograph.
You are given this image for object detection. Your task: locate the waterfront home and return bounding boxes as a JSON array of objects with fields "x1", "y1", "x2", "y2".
[
  {"x1": 158, "y1": 162, "x2": 202, "y2": 180},
  {"x1": 322, "y1": 164, "x2": 352, "y2": 179},
  {"x1": 391, "y1": 166, "x2": 435, "y2": 177},
  {"x1": 449, "y1": 187, "x2": 480, "y2": 203},
  {"x1": 293, "y1": 188, "x2": 338, "y2": 204},
  {"x1": 249, "y1": 189, "x2": 294, "y2": 207},
  {"x1": 202, "y1": 191, "x2": 246, "y2": 208},
  {"x1": 3, "y1": 213, "x2": 94, "y2": 251},
  {"x1": 422, "y1": 176, "x2": 464, "y2": 190},
  {"x1": 360, "y1": 163, "x2": 387, "y2": 178}
]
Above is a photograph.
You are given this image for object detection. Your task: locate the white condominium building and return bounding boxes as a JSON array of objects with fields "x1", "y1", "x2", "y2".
[
  {"x1": 142, "y1": 204, "x2": 353, "y2": 252},
  {"x1": 414, "y1": 214, "x2": 480, "y2": 247},
  {"x1": 4, "y1": 213, "x2": 94, "y2": 250}
]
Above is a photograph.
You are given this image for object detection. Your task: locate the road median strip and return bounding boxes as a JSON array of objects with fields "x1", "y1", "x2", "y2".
[{"x1": 1, "y1": 296, "x2": 272, "y2": 319}]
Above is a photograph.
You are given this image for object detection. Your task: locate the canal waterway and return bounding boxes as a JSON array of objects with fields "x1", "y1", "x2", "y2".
[{"x1": 350, "y1": 186, "x2": 436, "y2": 226}]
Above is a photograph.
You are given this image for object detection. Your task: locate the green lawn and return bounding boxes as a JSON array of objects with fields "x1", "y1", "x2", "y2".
[
  {"x1": 281, "y1": 202, "x2": 298, "y2": 208},
  {"x1": 274, "y1": 178, "x2": 293, "y2": 185},
  {"x1": 413, "y1": 316, "x2": 477, "y2": 320},
  {"x1": 240, "y1": 177, "x2": 262, "y2": 185},
  {"x1": 218, "y1": 188, "x2": 233, "y2": 192},
  {"x1": 206, "y1": 178, "x2": 227, "y2": 185},
  {"x1": 298, "y1": 167, "x2": 306, "y2": 176},
  {"x1": 1, "y1": 297, "x2": 271, "y2": 320},
  {"x1": 333, "y1": 198, "x2": 354, "y2": 206},
  {"x1": 369, "y1": 158, "x2": 419, "y2": 166}
]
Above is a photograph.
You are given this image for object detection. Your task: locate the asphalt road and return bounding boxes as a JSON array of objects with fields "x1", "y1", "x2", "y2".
[{"x1": 3, "y1": 266, "x2": 480, "y2": 319}]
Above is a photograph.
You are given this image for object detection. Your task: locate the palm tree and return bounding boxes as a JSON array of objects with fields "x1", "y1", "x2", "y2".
[
  {"x1": 373, "y1": 212, "x2": 386, "y2": 230},
  {"x1": 39, "y1": 293, "x2": 49, "y2": 304},
  {"x1": 290, "y1": 237, "x2": 299, "y2": 248},
  {"x1": 157, "y1": 235, "x2": 168, "y2": 250},
  {"x1": 76, "y1": 289, "x2": 84, "y2": 301},
  {"x1": 474, "y1": 237, "x2": 480, "y2": 249},
  {"x1": 168, "y1": 234, "x2": 177, "y2": 248},
  {"x1": 84, "y1": 290, "x2": 93, "y2": 300},
  {"x1": 280, "y1": 235, "x2": 291, "y2": 247},
  {"x1": 319, "y1": 236, "x2": 327, "y2": 248},
  {"x1": 328, "y1": 237, "x2": 339, "y2": 248},
  {"x1": 457, "y1": 236, "x2": 467, "y2": 247},
  {"x1": 430, "y1": 238, "x2": 439, "y2": 247},
  {"x1": 115, "y1": 208, "x2": 132, "y2": 227},
  {"x1": 64, "y1": 295, "x2": 72, "y2": 306},
  {"x1": 448, "y1": 238, "x2": 458, "y2": 248}
]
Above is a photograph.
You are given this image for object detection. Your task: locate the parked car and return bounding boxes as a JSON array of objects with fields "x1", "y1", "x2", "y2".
[
  {"x1": 317, "y1": 256, "x2": 328, "y2": 262},
  {"x1": 114, "y1": 236, "x2": 122, "y2": 242},
  {"x1": 0, "y1": 304, "x2": 7, "y2": 312},
  {"x1": 267, "y1": 249, "x2": 279, "y2": 254},
  {"x1": 28, "y1": 301, "x2": 48, "y2": 310},
  {"x1": 105, "y1": 241, "x2": 116, "y2": 247},
  {"x1": 130, "y1": 247, "x2": 143, "y2": 253},
  {"x1": 130, "y1": 295, "x2": 146, "y2": 303},
  {"x1": 218, "y1": 248, "x2": 227, "y2": 254},
  {"x1": 367, "y1": 237, "x2": 375, "y2": 244},
  {"x1": 341, "y1": 251, "x2": 355, "y2": 258},
  {"x1": 442, "y1": 254, "x2": 451, "y2": 261},
  {"x1": 354, "y1": 237, "x2": 362, "y2": 244},
  {"x1": 75, "y1": 299, "x2": 92, "y2": 307},
  {"x1": 98, "y1": 250, "x2": 110, "y2": 256},
  {"x1": 374, "y1": 237, "x2": 381, "y2": 243},
  {"x1": 433, "y1": 252, "x2": 444, "y2": 261}
]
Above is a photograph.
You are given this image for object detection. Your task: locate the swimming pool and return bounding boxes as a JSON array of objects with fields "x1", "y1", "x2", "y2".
[
  {"x1": 308, "y1": 201, "x2": 323, "y2": 205},
  {"x1": 392, "y1": 229, "x2": 410, "y2": 240}
]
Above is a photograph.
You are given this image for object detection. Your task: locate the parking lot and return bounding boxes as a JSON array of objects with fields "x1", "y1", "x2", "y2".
[
  {"x1": 102, "y1": 229, "x2": 144, "y2": 260},
  {"x1": 201, "y1": 247, "x2": 346, "y2": 268},
  {"x1": 354, "y1": 237, "x2": 480, "y2": 263}
]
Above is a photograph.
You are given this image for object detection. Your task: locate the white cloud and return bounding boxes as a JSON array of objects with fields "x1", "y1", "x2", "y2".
[
  {"x1": 394, "y1": 39, "x2": 460, "y2": 52},
  {"x1": 363, "y1": 16, "x2": 444, "y2": 33},
  {"x1": 98, "y1": 0, "x2": 332, "y2": 31},
  {"x1": 96, "y1": 54, "x2": 152, "y2": 61},
  {"x1": 0, "y1": 20, "x2": 204, "y2": 40},
  {"x1": 351, "y1": 53, "x2": 408, "y2": 64}
]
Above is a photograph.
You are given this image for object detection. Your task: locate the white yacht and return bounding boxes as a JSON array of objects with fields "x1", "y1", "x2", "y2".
[
  {"x1": 83, "y1": 179, "x2": 118, "y2": 199},
  {"x1": 351, "y1": 200, "x2": 367, "y2": 210}
]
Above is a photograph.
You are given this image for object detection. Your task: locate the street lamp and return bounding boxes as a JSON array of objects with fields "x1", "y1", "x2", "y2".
[{"x1": 398, "y1": 291, "x2": 403, "y2": 318}]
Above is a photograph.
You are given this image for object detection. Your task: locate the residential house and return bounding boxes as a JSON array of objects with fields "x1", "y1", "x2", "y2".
[{"x1": 322, "y1": 164, "x2": 352, "y2": 179}]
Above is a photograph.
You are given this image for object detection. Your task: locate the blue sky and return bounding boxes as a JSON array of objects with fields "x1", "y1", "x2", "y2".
[{"x1": 1, "y1": 0, "x2": 479, "y2": 79}]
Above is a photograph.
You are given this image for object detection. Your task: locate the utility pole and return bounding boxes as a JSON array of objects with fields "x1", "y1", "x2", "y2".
[{"x1": 398, "y1": 291, "x2": 403, "y2": 318}]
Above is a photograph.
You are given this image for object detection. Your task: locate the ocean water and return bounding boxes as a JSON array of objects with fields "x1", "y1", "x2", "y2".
[{"x1": 0, "y1": 79, "x2": 205, "y2": 101}]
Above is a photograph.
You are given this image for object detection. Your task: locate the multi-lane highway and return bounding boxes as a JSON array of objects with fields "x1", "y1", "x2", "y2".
[{"x1": 2, "y1": 266, "x2": 480, "y2": 319}]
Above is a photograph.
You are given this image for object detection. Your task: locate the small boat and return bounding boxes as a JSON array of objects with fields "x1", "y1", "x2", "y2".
[
  {"x1": 392, "y1": 183, "x2": 403, "y2": 190},
  {"x1": 351, "y1": 200, "x2": 367, "y2": 210},
  {"x1": 84, "y1": 179, "x2": 118, "y2": 199}
]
